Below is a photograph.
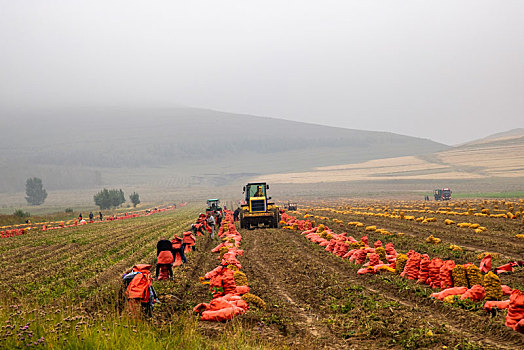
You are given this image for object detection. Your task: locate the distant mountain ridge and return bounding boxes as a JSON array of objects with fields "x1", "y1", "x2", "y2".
[
  {"x1": 460, "y1": 128, "x2": 524, "y2": 147},
  {"x1": 255, "y1": 127, "x2": 524, "y2": 185},
  {"x1": 0, "y1": 106, "x2": 449, "y2": 192},
  {"x1": 479, "y1": 128, "x2": 524, "y2": 141}
]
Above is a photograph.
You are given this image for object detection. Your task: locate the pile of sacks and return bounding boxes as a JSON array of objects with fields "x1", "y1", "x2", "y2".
[
  {"x1": 193, "y1": 211, "x2": 251, "y2": 322},
  {"x1": 297, "y1": 223, "x2": 524, "y2": 333},
  {"x1": 280, "y1": 211, "x2": 313, "y2": 231}
]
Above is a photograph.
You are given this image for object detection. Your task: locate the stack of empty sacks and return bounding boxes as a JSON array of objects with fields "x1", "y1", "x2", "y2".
[{"x1": 193, "y1": 211, "x2": 250, "y2": 322}]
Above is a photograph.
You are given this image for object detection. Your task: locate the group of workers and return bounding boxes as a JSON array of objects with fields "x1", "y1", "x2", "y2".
[
  {"x1": 121, "y1": 209, "x2": 230, "y2": 316},
  {"x1": 78, "y1": 211, "x2": 103, "y2": 222}
]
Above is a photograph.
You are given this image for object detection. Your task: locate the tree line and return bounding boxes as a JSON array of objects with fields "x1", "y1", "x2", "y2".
[{"x1": 24, "y1": 177, "x2": 140, "y2": 209}]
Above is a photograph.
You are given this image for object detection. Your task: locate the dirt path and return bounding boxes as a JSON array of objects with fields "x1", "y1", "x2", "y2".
[
  {"x1": 240, "y1": 227, "x2": 524, "y2": 349},
  {"x1": 246, "y1": 231, "x2": 347, "y2": 348}
]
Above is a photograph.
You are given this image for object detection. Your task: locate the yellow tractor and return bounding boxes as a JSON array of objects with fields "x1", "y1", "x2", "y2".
[{"x1": 239, "y1": 182, "x2": 280, "y2": 229}]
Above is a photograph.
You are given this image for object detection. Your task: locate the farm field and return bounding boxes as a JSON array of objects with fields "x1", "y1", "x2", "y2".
[
  {"x1": 1, "y1": 199, "x2": 524, "y2": 349},
  {"x1": 255, "y1": 133, "x2": 524, "y2": 186}
]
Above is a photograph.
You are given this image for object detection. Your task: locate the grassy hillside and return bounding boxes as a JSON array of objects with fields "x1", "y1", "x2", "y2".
[
  {"x1": 257, "y1": 129, "x2": 524, "y2": 192},
  {"x1": 0, "y1": 106, "x2": 448, "y2": 192}
]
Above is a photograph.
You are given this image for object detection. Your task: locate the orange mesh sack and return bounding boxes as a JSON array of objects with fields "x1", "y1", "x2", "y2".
[
  {"x1": 402, "y1": 252, "x2": 421, "y2": 280},
  {"x1": 428, "y1": 258, "x2": 443, "y2": 289},
  {"x1": 439, "y1": 260, "x2": 456, "y2": 290},
  {"x1": 506, "y1": 289, "x2": 524, "y2": 331},
  {"x1": 460, "y1": 285, "x2": 486, "y2": 301},
  {"x1": 417, "y1": 254, "x2": 430, "y2": 284}
]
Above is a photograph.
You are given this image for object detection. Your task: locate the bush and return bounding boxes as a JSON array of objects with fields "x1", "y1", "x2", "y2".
[
  {"x1": 25, "y1": 177, "x2": 48, "y2": 205},
  {"x1": 129, "y1": 192, "x2": 140, "y2": 207},
  {"x1": 14, "y1": 209, "x2": 30, "y2": 218},
  {"x1": 65, "y1": 208, "x2": 74, "y2": 213},
  {"x1": 94, "y1": 189, "x2": 126, "y2": 209}
]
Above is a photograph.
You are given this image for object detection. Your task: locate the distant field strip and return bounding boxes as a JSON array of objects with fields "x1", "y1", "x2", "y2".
[{"x1": 256, "y1": 137, "x2": 524, "y2": 184}]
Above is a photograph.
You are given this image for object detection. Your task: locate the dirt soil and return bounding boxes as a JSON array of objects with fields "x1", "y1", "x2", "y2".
[{"x1": 238, "y1": 227, "x2": 524, "y2": 349}]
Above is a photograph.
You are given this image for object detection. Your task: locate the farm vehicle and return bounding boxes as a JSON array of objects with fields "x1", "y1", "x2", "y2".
[
  {"x1": 239, "y1": 182, "x2": 280, "y2": 229},
  {"x1": 206, "y1": 199, "x2": 223, "y2": 215},
  {"x1": 284, "y1": 201, "x2": 298, "y2": 211},
  {"x1": 434, "y1": 188, "x2": 452, "y2": 201}
]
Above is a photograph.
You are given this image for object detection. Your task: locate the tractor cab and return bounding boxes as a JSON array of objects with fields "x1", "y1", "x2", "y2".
[
  {"x1": 244, "y1": 183, "x2": 270, "y2": 205},
  {"x1": 240, "y1": 182, "x2": 279, "y2": 229},
  {"x1": 206, "y1": 199, "x2": 222, "y2": 215}
]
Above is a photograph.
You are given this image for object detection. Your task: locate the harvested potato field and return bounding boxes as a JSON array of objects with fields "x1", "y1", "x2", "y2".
[{"x1": 1, "y1": 200, "x2": 523, "y2": 349}]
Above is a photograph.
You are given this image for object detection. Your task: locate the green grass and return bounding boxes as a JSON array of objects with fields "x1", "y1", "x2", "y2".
[
  {"x1": 0, "y1": 206, "x2": 273, "y2": 349},
  {"x1": 452, "y1": 191, "x2": 524, "y2": 199},
  {"x1": 0, "y1": 303, "x2": 269, "y2": 350}
]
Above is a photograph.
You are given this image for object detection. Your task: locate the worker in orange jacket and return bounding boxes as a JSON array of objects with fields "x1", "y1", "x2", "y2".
[{"x1": 171, "y1": 235, "x2": 186, "y2": 264}]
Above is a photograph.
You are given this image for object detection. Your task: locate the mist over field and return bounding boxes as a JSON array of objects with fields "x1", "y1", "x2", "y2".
[
  {"x1": 1, "y1": 3, "x2": 524, "y2": 348},
  {"x1": 0, "y1": 106, "x2": 448, "y2": 193},
  {"x1": 0, "y1": 1, "x2": 523, "y2": 207}
]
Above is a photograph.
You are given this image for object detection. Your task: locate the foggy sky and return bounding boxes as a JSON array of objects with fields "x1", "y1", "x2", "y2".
[{"x1": 1, "y1": 1, "x2": 523, "y2": 145}]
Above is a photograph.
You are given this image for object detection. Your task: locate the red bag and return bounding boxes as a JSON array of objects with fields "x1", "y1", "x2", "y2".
[
  {"x1": 506, "y1": 289, "x2": 524, "y2": 331},
  {"x1": 460, "y1": 285, "x2": 486, "y2": 301},
  {"x1": 431, "y1": 287, "x2": 467, "y2": 301},
  {"x1": 353, "y1": 250, "x2": 367, "y2": 265},
  {"x1": 402, "y1": 252, "x2": 421, "y2": 280},
  {"x1": 479, "y1": 255, "x2": 491, "y2": 273},
  {"x1": 235, "y1": 285, "x2": 250, "y2": 295},
  {"x1": 125, "y1": 264, "x2": 153, "y2": 303},
  {"x1": 357, "y1": 267, "x2": 375, "y2": 275},
  {"x1": 325, "y1": 239, "x2": 337, "y2": 252},
  {"x1": 495, "y1": 263, "x2": 514, "y2": 274},
  {"x1": 171, "y1": 236, "x2": 182, "y2": 249},
  {"x1": 221, "y1": 268, "x2": 237, "y2": 295},
  {"x1": 183, "y1": 231, "x2": 196, "y2": 245},
  {"x1": 343, "y1": 249, "x2": 357, "y2": 260},
  {"x1": 484, "y1": 300, "x2": 510, "y2": 312},
  {"x1": 385, "y1": 243, "x2": 397, "y2": 257},
  {"x1": 157, "y1": 265, "x2": 171, "y2": 280},
  {"x1": 366, "y1": 253, "x2": 382, "y2": 267},
  {"x1": 439, "y1": 260, "x2": 456, "y2": 290},
  {"x1": 335, "y1": 241, "x2": 349, "y2": 257},
  {"x1": 417, "y1": 254, "x2": 431, "y2": 284},
  {"x1": 428, "y1": 258, "x2": 443, "y2": 288},
  {"x1": 200, "y1": 306, "x2": 245, "y2": 321},
  {"x1": 157, "y1": 251, "x2": 174, "y2": 264},
  {"x1": 209, "y1": 297, "x2": 233, "y2": 311},
  {"x1": 502, "y1": 285, "x2": 513, "y2": 296}
]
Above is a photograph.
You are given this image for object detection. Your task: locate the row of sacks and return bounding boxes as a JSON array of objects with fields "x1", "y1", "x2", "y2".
[
  {"x1": 1, "y1": 228, "x2": 26, "y2": 238},
  {"x1": 296, "y1": 222, "x2": 524, "y2": 334},
  {"x1": 431, "y1": 286, "x2": 524, "y2": 332},
  {"x1": 193, "y1": 211, "x2": 252, "y2": 322},
  {"x1": 280, "y1": 211, "x2": 313, "y2": 231},
  {"x1": 1, "y1": 206, "x2": 176, "y2": 239}
]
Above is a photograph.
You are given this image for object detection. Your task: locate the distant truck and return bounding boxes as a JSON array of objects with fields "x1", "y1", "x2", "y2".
[{"x1": 434, "y1": 188, "x2": 452, "y2": 201}]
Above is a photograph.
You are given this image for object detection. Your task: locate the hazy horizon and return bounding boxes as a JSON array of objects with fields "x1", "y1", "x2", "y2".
[{"x1": 1, "y1": 1, "x2": 523, "y2": 145}]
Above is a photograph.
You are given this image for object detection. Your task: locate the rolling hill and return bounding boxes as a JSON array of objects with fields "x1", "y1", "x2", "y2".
[
  {"x1": 256, "y1": 127, "x2": 524, "y2": 188},
  {"x1": 0, "y1": 106, "x2": 448, "y2": 192}
]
